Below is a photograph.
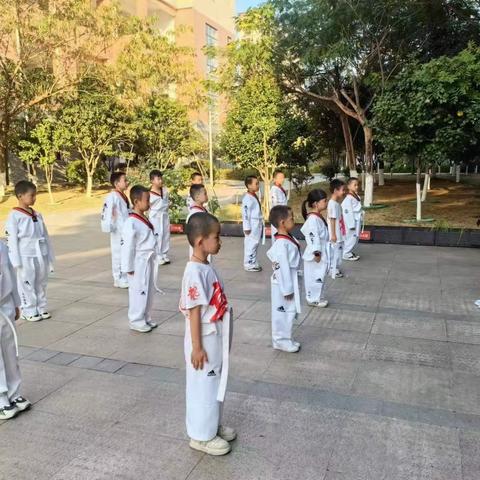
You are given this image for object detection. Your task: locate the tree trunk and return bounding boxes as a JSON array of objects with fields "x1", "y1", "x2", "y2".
[
  {"x1": 360, "y1": 170, "x2": 365, "y2": 192},
  {"x1": 363, "y1": 125, "x2": 374, "y2": 206},
  {"x1": 416, "y1": 165, "x2": 422, "y2": 221},
  {"x1": 340, "y1": 113, "x2": 356, "y2": 177},
  {"x1": 421, "y1": 169, "x2": 429, "y2": 202},
  {"x1": 364, "y1": 173, "x2": 374, "y2": 207},
  {"x1": 86, "y1": 173, "x2": 93, "y2": 197},
  {"x1": 455, "y1": 164, "x2": 460, "y2": 183},
  {"x1": 427, "y1": 168, "x2": 431, "y2": 190},
  {"x1": 0, "y1": 127, "x2": 9, "y2": 198},
  {"x1": 378, "y1": 162, "x2": 385, "y2": 186}
]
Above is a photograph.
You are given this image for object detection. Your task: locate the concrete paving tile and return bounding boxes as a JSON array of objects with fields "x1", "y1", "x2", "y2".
[
  {"x1": 69, "y1": 355, "x2": 104, "y2": 369},
  {"x1": 82, "y1": 287, "x2": 129, "y2": 307},
  {"x1": 302, "y1": 307, "x2": 374, "y2": 332},
  {"x1": 17, "y1": 320, "x2": 84, "y2": 349},
  {"x1": 460, "y1": 430, "x2": 480, "y2": 480},
  {"x1": 449, "y1": 343, "x2": 480, "y2": 375},
  {"x1": 155, "y1": 312, "x2": 185, "y2": 336},
  {"x1": 47, "y1": 352, "x2": 82, "y2": 366},
  {"x1": 446, "y1": 320, "x2": 480, "y2": 345},
  {"x1": 230, "y1": 319, "x2": 273, "y2": 347},
  {"x1": 92, "y1": 358, "x2": 126, "y2": 373},
  {"x1": 116, "y1": 362, "x2": 152, "y2": 377},
  {"x1": 239, "y1": 300, "x2": 309, "y2": 324},
  {"x1": 18, "y1": 345, "x2": 39, "y2": 359},
  {"x1": 450, "y1": 372, "x2": 480, "y2": 416},
  {"x1": 229, "y1": 343, "x2": 278, "y2": 381},
  {"x1": 378, "y1": 293, "x2": 442, "y2": 313},
  {"x1": 25, "y1": 348, "x2": 59, "y2": 362},
  {"x1": 50, "y1": 301, "x2": 124, "y2": 325}
]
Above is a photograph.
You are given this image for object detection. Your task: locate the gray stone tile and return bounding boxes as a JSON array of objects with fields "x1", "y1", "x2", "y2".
[
  {"x1": 47, "y1": 352, "x2": 82, "y2": 366},
  {"x1": 239, "y1": 300, "x2": 308, "y2": 324},
  {"x1": 446, "y1": 320, "x2": 480, "y2": 345},
  {"x1": 25, "y1": 348, "x2": 60, "y2": 362},
  {"x1": 302, "y1": 308, "x2": 375, "y2": 333},
  {"x1": 450, "y1": 372, "x2": 480, "y2": 416},
  {"x1": 450, "y1": 343, "x2": 480, "y2": 375},
  {"x1": 116, "y1": 362, "x2": 152, "y2": 377},
  {"x1": 17, "y1": 320, "x2": 83, "y2": 348},
  {"x1": 92, "y1": 358, "x2": 126, "y2": 373},
  {"x1": 51, "y1": 301, "x2": 124, "y2": 325},
  {"x1": 69, "y1": 355, "x2": 104, "y2": 369},
  {"x1": 460, "y1": 430, "x2": 480, "y2": 480},
  {"x1": 18, "y1": 345, "x2": 39, "y2": 359}
]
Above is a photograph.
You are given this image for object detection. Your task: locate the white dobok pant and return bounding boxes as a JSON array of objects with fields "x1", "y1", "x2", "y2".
[
  {"x1": 17, "y1": 255, "x2": 48, "y2": 317},
  {"x1": 329, "y1": 242, "x2": 344, "y2": 278},
  {"x1": 185, "y1": 325, "x2": 223, "y2": 441},
  {"x1": 150, "y1": 213, "x2": 170, "y2": 258},
  {"x1": 244, "y1": 226, "x2": 262, "y2": 269},
  {"x1": 304, "y1": 259, "x2": 328, "y2": 303},
  {"x1": 0, "y1": 298, "x2": 21, "y2": 408},
  {"x1": 111, "y1": 231, "x2": 127, "y2": 284},
  {"x1": 271, "y1": 280, "x2": 297, "y2": 350},
  {"x1": 343, "y1": 221, "x2": 361, "y2": 256}
]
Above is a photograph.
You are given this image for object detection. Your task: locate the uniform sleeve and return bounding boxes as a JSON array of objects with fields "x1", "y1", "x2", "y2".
[
  {"x1": 270, "y1": 187, "x2": 279, "y2": 207},
  {"x1": 120, "y1": 220, "x2": 136, "y2": 273},
  {"x1": 5, "y1": 214, "x2": 22, "y2": 268},
  {"x1": 41, "y1": 216, "x2": 55, "y2": 266},
  {"x1": 274, "y1": 243, "x2": 295, "y2": 296},
  {"x1": 242, "y1": 197, "x2": 252, "y2": 231},
  {"x1": 7, "y1": 253, "x2": 21, "y2": 307},
  {"x1": 101, "y1": 195, "x2": 114, "y2": 233},
  {"x1": 328, "y1": 201, "x2": 337, "y2": 219},
  {"x1": 183, "y1": 269, "x2": 210, "y2": 310},
  {"x1": 342, "y1": 197, "x2": 356, "y2": 229},
  {"x1": 306, "y1": 220, "x2": 322, "y2": 254}
]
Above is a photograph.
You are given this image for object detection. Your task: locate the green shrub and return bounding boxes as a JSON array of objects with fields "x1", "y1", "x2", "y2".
[{"x1": 66, "y1": 159, "x2": 108, "y2": 186}]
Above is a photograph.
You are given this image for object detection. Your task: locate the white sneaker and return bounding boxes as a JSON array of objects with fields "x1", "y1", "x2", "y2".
[
  {"x1": 40, "y1": 312, "x2": 52, "y2": 320},
  {"x1": 273, "y1": 342, "x2": 300, "y2": 353},
  {"x1": 343, "y1": 253, "x2": 359, "y2": 261},
  {"x1": 292, "y1": 340, "x2": 301, "y2": 349},
  {"x1": 0, "y1": 404, "x2": 19, "y2": 420},
  {"x1": 245, "y1": 266, "x2": 262, "y2": 272},
  {"x1": 146, "y1": 320, "x2": 158, "y2": 329},
  {"x1": 162, "y1": 256, "x2": 171, "y2": 264},
  {"x1": 189, "y1": 436, "x2": 231, "y2": 456},
  {"x1": 157, "y1": 257, "x2": 167, "y2": 266},
  {"x1": 474, "y1": 299, "x2": 480, "y2": 307},
  {"x1": 21, "y1": 314, "x2": 42, "y2": 322},
  {"x1": 218, "y1": 425, "x2": 237, "y2": 442},
  {"x1": 129, "y1": 324, "x2": 152, "y2": 333},
  {"x1": 307, "y1": 299, "x2": 329, "y2": 308},
  {"x1": 331, "y1": 271, "x2": 344, "y2": 278},
  {"x1": 12, "y1": 396, "x2": 31, "y2": 412},
  {"x1": 114, "y1": 281, "x2": 129, "y2": 289}
]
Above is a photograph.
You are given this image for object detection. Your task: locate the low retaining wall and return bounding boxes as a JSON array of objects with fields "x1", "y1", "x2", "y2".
[{"x1": 170, "y1": 222, "x2": 480, "y2": 248}]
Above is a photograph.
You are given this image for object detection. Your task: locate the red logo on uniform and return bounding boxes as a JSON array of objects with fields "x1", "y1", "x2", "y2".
[
  {"x1": 209, "y1": 281, "x2": 228, "y2": 322},
  {"x1": 188, "y1": 286, "x2": 200, "y2": 301},
  {"x1": 339, "y1": 216, "x2": 346, "y2": 236}
]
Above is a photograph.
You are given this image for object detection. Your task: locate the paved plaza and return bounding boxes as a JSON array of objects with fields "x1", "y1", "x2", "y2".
[{"x1": 0, "y1": 210, "x2": 480, "y2": 479}]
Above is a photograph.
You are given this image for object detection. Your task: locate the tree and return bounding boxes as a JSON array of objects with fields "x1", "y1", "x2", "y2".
[
  {"x1": 60, "y1": 89, "x2": 128, "y2": 197},
  {"x1": 373, "y1": 46, "x2": 480, "y2": 220},
  {"x1": 18, "y1": 116, "x2": 70, "y2": 203}
]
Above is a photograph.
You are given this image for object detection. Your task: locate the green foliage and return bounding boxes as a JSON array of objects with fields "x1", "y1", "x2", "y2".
[
  {"x1": 66, "y1": 159, "x2": 108, "y2": 186},
  {"x1": 319, "y1": 162, "x2": 340, "y2": 181}
]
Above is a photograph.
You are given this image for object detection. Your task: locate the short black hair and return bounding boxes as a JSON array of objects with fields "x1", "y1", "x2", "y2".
[
  {"x1": 190, "y1": 183, "x2": 206, "y2": 200},
  {"x1": 129, "y1": 185, "x2": 149, "y2": 204},
  {"x1": 245, "y1": 175, "x2": 258, "y2": 188},
  {"x1": 15, "y1": 180, "x2": 36, "y2": 197},
  {"x1": 186, "y1": 212, "x2": 219, "y2": 247},
  {"x1": 111, "y1": 171, "x2": 126, "y2": 187},
  {"x1": 149, "y1": 170, "x2": 163, "y2": 181},
  {"x1": 330, "y1": 179, "x2": 345, "y2": 193},
  {"x1": 347, "y1": 177, "x2": 358, "y2": 185},
  {"x1": 269, "y1": 205, "x2": 291, "y2": 228},
  {"x1": 273, "y1": 169, "x2": 284, "y2": 178},
  {"x1": 191, "y1": 171, "x2": 203, "y2": 181}
]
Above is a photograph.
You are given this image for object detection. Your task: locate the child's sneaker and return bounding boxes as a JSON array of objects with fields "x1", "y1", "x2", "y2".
[
  {"x1": 40, "y1": 312, "x2": 52, "y2": 320},
  {"x1": 474, "y1": 299, "x2": 480, "y2": 307},
  {"x1": 163, "y1": 256, "x2": 171, "y2": 265},
  {"x1": 129, "y1": 324, "x2": 152, "y2": 333},
  {"x1": 307, "y1": 299, "x2": 329, "y2": 308},
  {"x1": 157, "y1": 257, "x2": 168, "y2": 266},
  {"x1": 245, "y1": 265, "x2": 262, "y2": 272},
  {"x1": 218, "y1": 425, "x2": 237, "y2": 442},
  {"x1": 114, "y1": 280, "x2": 129, "y2": 289},
  {"x1": 21, "y1": 314, "x2": 42, "y2": 322},
  {"x1": 189, "y1": 436, "x2": 231, "y2": 456},
  {"x1": 343, "y1": 253, "x2": 359, "y2": 261},
  {"x1": 273, "y1": 341, "x2": 300, "y2": 353},
  {"x1": 146, "y1": 320, "x2": 158, "y2": 329},
  {"x1": 0, "y1": 404, "x2": 19, "y2": 420},
  {"x1": 12, "y1": 397, "x2": 31, "y2": 412}
]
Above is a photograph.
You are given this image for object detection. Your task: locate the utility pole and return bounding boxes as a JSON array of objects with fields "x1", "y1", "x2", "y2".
[{"x1": 208, "y1": 108, "x2": 214, "y2": 187}]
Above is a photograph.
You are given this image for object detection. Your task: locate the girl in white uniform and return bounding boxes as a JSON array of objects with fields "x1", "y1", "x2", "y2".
[
  {"x1": 269, "y1": 170, "x2": 288, "y2": 244},
  {"x1": 342, "y1": 177, "x2": 363, "y2": 261},
  {"x1": 121, "y1": 186, "x2": 159, "y2": 333},
  {"x1": 101, "y1": 172, "x2": 130, "y2": 288},
  {"x1": 301, "y1": 189, "x2": 329, "y2": 308},
  {"x1": 267, "y1": 205, "x2": 301, "y2": 353},
  {"x1": 149, "y1": 170, "x2": 171, "y2": 265},
  {"x1": 180, "y1": 212, "x2": 236, "y2": 456},
  {"x1": 327, "y1": 179, "x2": 346, "y2": 279},
  {"x1": 5, "y1": 181, "x2": 54, "y2": 322},
  {"x1": 242, "y1": 175, "x2": 265, "y2": 272},
  {"x1": 0, "y1": 240, "x2": 31, "y2": 419}
]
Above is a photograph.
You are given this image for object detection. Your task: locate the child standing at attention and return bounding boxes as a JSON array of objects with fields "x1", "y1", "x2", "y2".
[
  {"x1": 101, "y1": 172, "x2": 130, "y2": 288},
  {"x1": 342, "y1": 177, "x2": 363, "y2": 261},
  {"x1": 269, "y1": 169, "x2": 288, "y2": 243},
  {"x1": 301, "y1": 189, "x2": 329, "y2": 308},
  {"x1": 327, "y1": 179, "x2": 346, "y2": 279},
  {"x1": 180, "y1": 213, "x2": 236, "y2": 456},
  {"x1": 0, "y1": 239, "x2": 31, "y2": 419},
  {"x1": 187, "y1": 184, "x2": 208, "y2": 221},
  {"x1": 149, "y1": 170, "x2": 171, "y2": 265},
  {"x1": 267, "y1": 205, "x2": 301, "y2": 353},
  {"x1": 5, "y1": 181, "x2": 55, "y2": 322},
  {"x1": 186, "y1": 172, "x2": 204, "y2": 209},
  {"x1": 121, "y1": 186, "x2": 159, "y2": 333},
  {"x1": 242, "y1": 175, "x2": 264, "y2": 272}
]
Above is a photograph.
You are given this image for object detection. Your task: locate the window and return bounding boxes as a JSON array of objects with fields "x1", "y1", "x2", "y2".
[{"x1": 205, "y1": 24, "x2": 218, "y2": 47}]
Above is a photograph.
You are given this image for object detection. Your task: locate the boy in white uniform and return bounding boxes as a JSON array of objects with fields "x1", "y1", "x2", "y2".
[
  {"x1": 186, "y1": 172, "x2": 204, "y2": 210},
  {"x1": 121, "y1": 186, "x2": 159, "y2": 333},
  {"x1": 267, "y1": 205, "x2": 301, "y2": 353},
  {"x1": 242, "y1": 175, "x2": 264, "y2": 272},
  {"x1": 269, "y1": 170, "x2": 288, "y2": 243},
  {"x1": 301, "y1": 189, "x2": 329, "y2": 308},
  {"x1": 342, "y1": 177, "x2": 363, "y2": 261},
  {"x1": 327, "y1": 179, "x2": 346, "y2": 279},
  {"x1": 0, "y1": 240, "x2": 31, "y2": 419},
  {"x1": 149, "y1": 170, "x2": 171, "y2": 265},
  {"x1": 5, "y1": 181, "x2": 55, "y2": 322},
  {"x1": 180, "y1": 212, "x2": 236, "y2": 456},
  {"x1": 101, "y1": 172, "x2": 130, "y2": 288},
  {"x1": 187, "y1": 184, "x2": 209, "y2": 259}
]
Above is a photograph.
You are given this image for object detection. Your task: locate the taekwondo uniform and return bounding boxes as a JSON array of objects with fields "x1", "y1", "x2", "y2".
[
  {"x1": 186, "y1": 205, "x2": 210, "y2": 261},
  {"x1": 5, "y1": 207, "x2": 54, "y2": 318},
  {"x1": 301, "y1": 213, "x2": 329, "y2": 304},
  {"x1": 269, "y1": 184, "x2": 288, "y2": 243},
  {"x1": 180, "y1": 262, "x2": 232, "y2": 441},
  {"x1": 101, "y1": 190, "x2": 130, "y2": 287},
  {"x1": 327, "y1": 199, "x2": 345, "y2": 278},
  {"x1": 149, "y1": 188, "x2": 170, "y2": 262},
  {"x1": 121, "y1": 213, "x2": 159, "y2": 330},
  {"x1": 0, "y1": 241, "x2": 22, "y2": 408},
  {"x1": 342, "y1": 192, "x2": 363, "y2": 258},
  {"x1": 266, "y1": 234, "x2": 301, "y2": 351},
  {"x1": 241, "y1": 192, "x2": 265, "y2": 270}
]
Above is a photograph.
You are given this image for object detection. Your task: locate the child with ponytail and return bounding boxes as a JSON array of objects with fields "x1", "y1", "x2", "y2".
[{"x1": 300, "y1": 189, "x2": 329, "y2": 307}]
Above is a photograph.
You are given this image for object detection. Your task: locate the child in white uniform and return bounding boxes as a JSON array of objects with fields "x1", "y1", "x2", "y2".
[
  {"x1": 101, "y1": 172, "x2": 130, "y2": 288},
  {"x1": 5, "y1": 181, "x2": 54, "y2": 322},
  {"x1": 242, "y1": 175, "x2": 264, "y2": 272},
  {"x1": 186, "y1": 172, "x2": 204, "y2": 210},
  {"x1": 342, "y1": 177, "x2": 363, "y2": 261},
  {"x1": 121, "y1": 186, "x2": 159, "y2": 333},
  {"x1": 301, "y1": 189, "x2": 329, "y2": 308},
  {"x1": 149, "y1": 170, "x2": 171, "y2": 265},
  {"x1": 327, "y1": 179, "x2": 346, "y2": 279},
  {"x1": 0, "y1": 240, "x2": 31, "y2": 419},
  {"x1": 269, "y1": 169, "x2": 288, "y2": 244},
  {"x1": 180, "y1": 212, "x2": 236, "y2": 456},
  {"x1": 267, "y1": 205, "x2": 301, "y2": 353},
  {"x1": 187, "y1": 184, "x2": 209, "y2": 260}
]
